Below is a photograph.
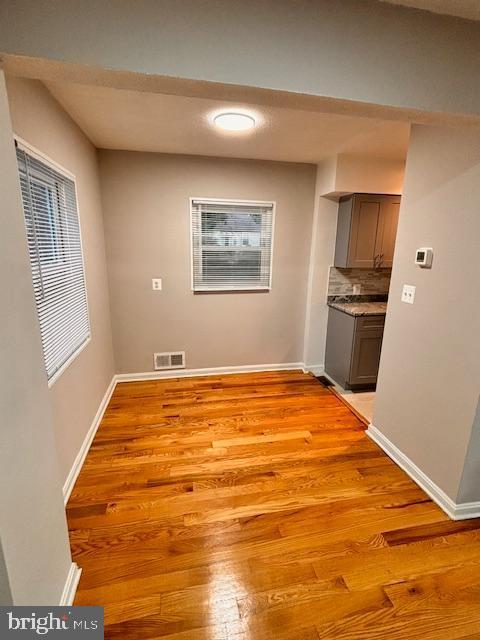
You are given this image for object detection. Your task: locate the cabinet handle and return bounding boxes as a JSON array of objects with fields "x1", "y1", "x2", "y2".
[{"x1": 373, "y1": 254, "x2": 379, "y2": 269}]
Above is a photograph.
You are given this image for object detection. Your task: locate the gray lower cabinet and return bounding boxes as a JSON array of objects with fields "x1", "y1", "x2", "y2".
[{"x1": 325, "y1": 308, "x2": 385, "y2": 389}]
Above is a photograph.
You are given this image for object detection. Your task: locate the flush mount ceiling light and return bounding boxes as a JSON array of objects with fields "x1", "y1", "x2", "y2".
[{"x1": 213, "y1": 112, "x2": 256, "y2": 132}]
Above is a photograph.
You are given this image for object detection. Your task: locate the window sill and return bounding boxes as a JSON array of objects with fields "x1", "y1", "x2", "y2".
[
  {"x1": 193, "y1": 287, "x2": 271, "y2": 293},
  {"x1": 47, "y1": 335, "x2": 91, "y2": 388}
]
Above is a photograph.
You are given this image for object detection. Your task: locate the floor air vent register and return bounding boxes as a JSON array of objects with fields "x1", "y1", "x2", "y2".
[{"x1": 153, "y1": 351, "x2": 185, "y2": 370}]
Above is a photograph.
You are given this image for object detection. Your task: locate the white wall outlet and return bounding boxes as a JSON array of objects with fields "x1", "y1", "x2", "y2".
[
  {"x1": 401, "y1": 284, "x2": 416, "y2": 304},
  {"x1": 352, "y1": 284, "x2": 361, "y2": 295},
  {"x1": 152, "y1": 278, "x2": 162, "y2": 291}
]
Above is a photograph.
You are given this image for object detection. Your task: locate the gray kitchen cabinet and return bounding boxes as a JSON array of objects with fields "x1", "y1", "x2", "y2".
[
  {"x1": 334, "y1": 193, "x2": 400, "y2": 268},
  {"x1": 325, "y1": 308, "x2": 385, "y2": 389}
]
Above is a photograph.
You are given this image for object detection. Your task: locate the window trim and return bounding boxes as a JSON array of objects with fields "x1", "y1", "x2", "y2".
[
  {"x1": 189, "y1": 197, "x2": 276, "y2": 292},
  {"x1": 15, "y1": 135, "x2": 91, "y2": 388}
]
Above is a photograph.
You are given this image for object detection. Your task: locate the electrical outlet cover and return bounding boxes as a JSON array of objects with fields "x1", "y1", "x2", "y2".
[
  {"x1": 401, "y1": 284, "x2": 416, "y2": 304},
  {"x1": 152, "y1": 278, "x2": 162, "y2": 291}
]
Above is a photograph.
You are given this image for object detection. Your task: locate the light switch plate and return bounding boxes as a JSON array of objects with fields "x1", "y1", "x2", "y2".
[
  {"x1": 152, "y1": 278, "x2": 162, "y2": 291},
  {"x1": 401, "y1": 284, "x2": 416, "y2": 304}
]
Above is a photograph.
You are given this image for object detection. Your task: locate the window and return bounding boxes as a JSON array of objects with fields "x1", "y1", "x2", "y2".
[
  {"x1": 16, "y1": 142, "x2": 90, "y2": 383},
  {"x1": 191, "y1": 199, "x2": 274, "y2": 291}
]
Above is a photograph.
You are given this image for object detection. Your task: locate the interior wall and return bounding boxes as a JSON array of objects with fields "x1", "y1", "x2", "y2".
[
  {"x1": 334, "y1": 155, "x2": 405, "y2": 196},
  {"x1": 0, "y1": 541, "x2": 12, "y2": 605},
  {"x1": 303, "y1": 166, "x2": 338, "y2": 370},
  {"x1": 5, "y1": 77, "x2": 115, "y2": 485},
  {"x1": 317, "y1": 154, "x2": 405, "y2": 198},
  {"x1": 373, "y1": 123, "x2": 480, "y2": 502},
  {"x1": 458, "y1": 399, "x2": 480, "y2": 503},
  {"x1": 2, "y1": 1, "x2": 480, "y2": 120},
  {"x1": 0, "y1": 70, "x2": 72, "y2": 605},
  {"x1": 99, "y1": 150, "x2": 316, "y2": 373}
]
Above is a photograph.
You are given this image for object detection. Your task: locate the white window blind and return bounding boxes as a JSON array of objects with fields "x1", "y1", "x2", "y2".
[
  {"x1": 16, "y1": 143, "x2": 90, "y2": 382},
  {"x1": 191, "y1": 199, "x2": 274, "y2": 291}
]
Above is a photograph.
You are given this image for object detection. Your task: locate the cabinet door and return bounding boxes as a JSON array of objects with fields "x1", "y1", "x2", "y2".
[
  {"x1": 334, "y1": 196, "x2": 354, "y2": 267},
  {"x1": 375, "y1": 196, "x2": 400, "y2": 268},
  {"x1": 347, "y1": 195, "x2": 382, "y2": 268},
  {"x1": 349, "y1": 325, "x2": 384, "y2": 386},
  {"x1": 325, "y1": 307, "x2": 355, "y2": 388}
]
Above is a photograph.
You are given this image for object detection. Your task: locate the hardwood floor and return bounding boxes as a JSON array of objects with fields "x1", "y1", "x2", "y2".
[{"x1": 67, "y1": 370, "x2": 480, "y2": 639}]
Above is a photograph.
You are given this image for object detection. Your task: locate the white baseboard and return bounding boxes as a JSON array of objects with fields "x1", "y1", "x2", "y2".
[
  {"x1": 303, "y1": 364, "x2": 325, "y2": 377},
  {"x1": 367, "y1": 424, "x2": 480, "y2": 521},
  {"x1": 115, "y1": 362, "x2": 306, "y2": 383},
  {"x1": 63, "y1": 376, "x2": 117, "y2": 504},
  {"x1": 451, "y1": 501, "x2": 480, "y2": 520},
  {"x1": 59, "y1": 563, "x2": 82, "y2": 606}
]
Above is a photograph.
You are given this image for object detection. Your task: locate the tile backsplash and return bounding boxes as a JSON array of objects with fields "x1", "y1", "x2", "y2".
[{"x1": 327, "y1": 266, "x2": 391, "y2": 297}]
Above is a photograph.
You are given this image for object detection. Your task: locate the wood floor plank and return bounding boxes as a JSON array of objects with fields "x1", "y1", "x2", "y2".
[
  {"x1": 212, "y1": 430, "x2": 312, "y2": 448},
  {"x1": 383, "y1": 563, "x2": 480, "y2": 609},
  {"x1": 331, "y1": 531, "x2": 480, "y2": 592},
  {"x1": 67, "y1": 370, "x2": 480, "y2": 639},
  {"x1": 382, "y1": 517, "x2": 480, "y2": 546}
]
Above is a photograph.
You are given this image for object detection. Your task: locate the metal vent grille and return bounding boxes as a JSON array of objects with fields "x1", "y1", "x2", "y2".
[
  {"x1": 153, "y1": 351, "x2": 185, "y2": 370},
  {"x1": 170, "y1": 353, "x2": 184, "y2": 368}
]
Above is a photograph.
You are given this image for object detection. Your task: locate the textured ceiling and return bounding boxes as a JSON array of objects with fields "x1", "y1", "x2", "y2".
[
  {"x1": 380, "y1": 0, "x2": 480, "y2": 21},
  {"x1": 46, "y1": 82, "x2": 410, "y2": 164}
]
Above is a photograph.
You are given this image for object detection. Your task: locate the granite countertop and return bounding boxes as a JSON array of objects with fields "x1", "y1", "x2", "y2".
[{"x1": 328, "y1": 301, "x2": 387, "y2": 317}]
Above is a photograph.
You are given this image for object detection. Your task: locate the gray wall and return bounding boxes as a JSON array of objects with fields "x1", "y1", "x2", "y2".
[
  {"x1": 6, "y1": 77, "x2": 115, "y2": 485},
  {"x1": 1, "y1": 1, "x2": 480, "y2": 119},
  {"x1": 373, "y1": 123, "x2": 480, "y2": 502},
  {"x1": 99, "y1": 150, "x2": 316, "y2": 373},
  {"x1": 303, "y1": 192, "x2": 338, "y2": 370},
  {"x1": 0, "y1": 70, "x2": 72, "y2": 605},
  {"x1": 0, "y1": 542, "x2": 12, "y2": 605},
  {"x1": 457, "y1": 399, "x2": 480, "y2": 503}
]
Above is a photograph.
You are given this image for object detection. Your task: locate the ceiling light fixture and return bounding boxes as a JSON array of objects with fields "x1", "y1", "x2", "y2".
[{"x1": 213, "y1": 112, "x2": 256, "y2": 132}]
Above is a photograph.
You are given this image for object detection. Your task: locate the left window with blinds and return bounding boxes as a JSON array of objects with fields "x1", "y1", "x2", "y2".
[{"x1": 16, "y1": 142, "x2": 90, "y2": 384}]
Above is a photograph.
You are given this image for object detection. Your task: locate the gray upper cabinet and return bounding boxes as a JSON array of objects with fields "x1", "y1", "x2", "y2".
[{"x1": 334, "y1": 193, "x2": 400, "y2": 268}]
